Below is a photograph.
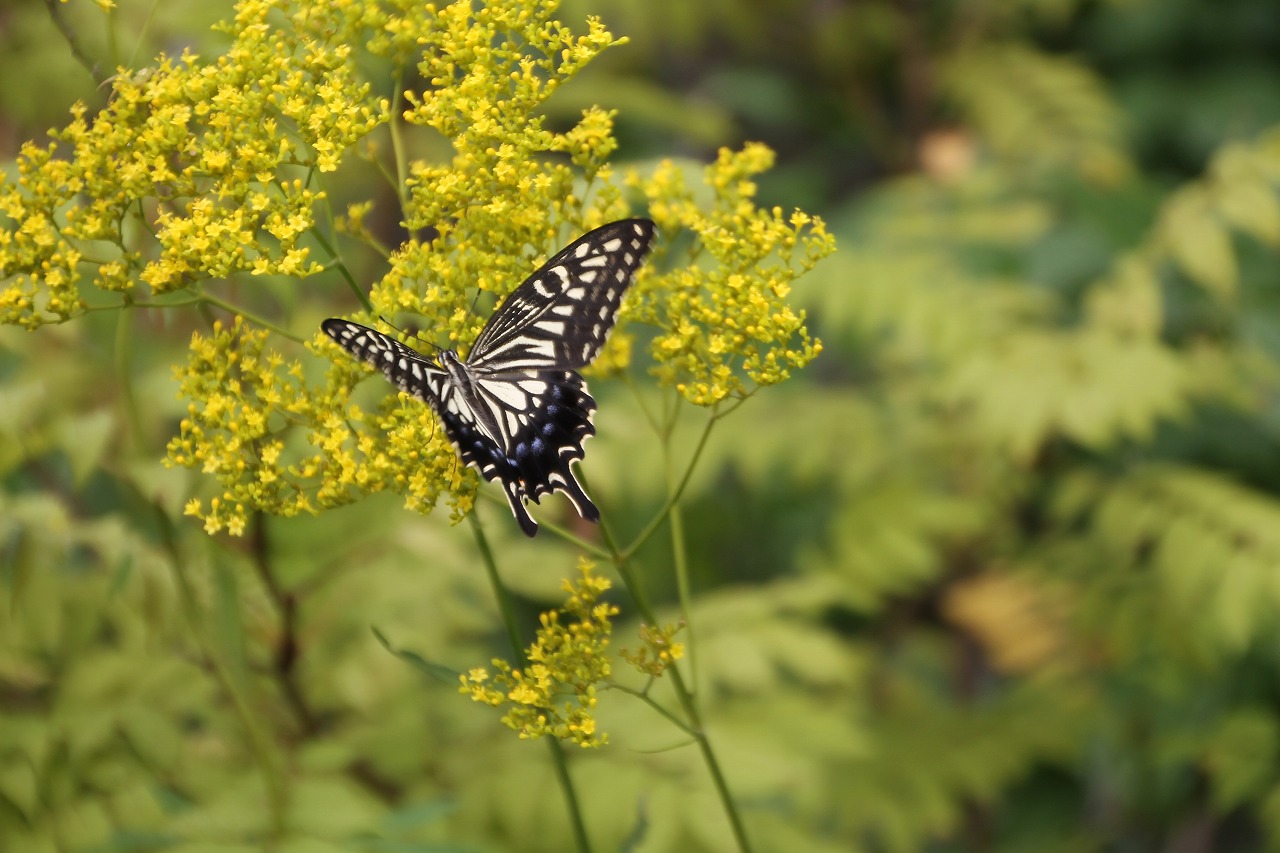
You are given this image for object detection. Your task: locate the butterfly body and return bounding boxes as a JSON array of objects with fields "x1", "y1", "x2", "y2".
[{"x1": 323, "y1": 219, "x2": 655, "y2": 536}]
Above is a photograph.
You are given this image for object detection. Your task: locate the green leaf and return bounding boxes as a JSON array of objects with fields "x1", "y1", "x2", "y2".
[
  {"x1": 371, "y1": 627, "x2": 462, "y2": 686},
  {"x1": 1085, "y1": 253, "x2": 1163, "y2": 337},
  {"x1": 1203, "y1": 710, "x2": 1279, "y2": 811},
  {"x1": 377, "y1": 797, "x2": 457, "y2": 832},
  {"x1": 1162, "y1": 189, "x2": 1238, "y2": 298},
  {"x1": 1217, "y1": 180, "x2": 1280, "y2": 247},
  {"x1": 54, "y1": 409, "x2": 115, "y2": 487}
]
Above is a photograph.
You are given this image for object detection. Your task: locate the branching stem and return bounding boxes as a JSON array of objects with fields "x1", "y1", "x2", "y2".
[{"x1": 468, "y1": 513, "x2": 594, "y2": 853}]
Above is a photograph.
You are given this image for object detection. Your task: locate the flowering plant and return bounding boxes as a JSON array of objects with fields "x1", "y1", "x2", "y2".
[{"x1": 0, "y1": 1, "x2": 833, "y2": 850}]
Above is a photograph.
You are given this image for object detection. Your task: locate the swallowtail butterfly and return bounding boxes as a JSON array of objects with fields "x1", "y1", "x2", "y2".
[{"x1": 322, "y1": 219, "x2": 656, "y2": 537}]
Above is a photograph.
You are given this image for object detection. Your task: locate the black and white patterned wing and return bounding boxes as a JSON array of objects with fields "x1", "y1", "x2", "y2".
[
  {"x1": 322, "y1": 219, "x2": 657, "y2": 537},
  {"x1": 321, "y1": 319, "x2": 595, "y2": 537},
  {"x1": 322, "y1": 319, "x2": 451, "y2": 404},
  {"x1": 321, "y1": 320, "x2": 506, "y2": 460},
  {"x1": 467, "y1": 219, "x2": 655, "y2": 371},
  {"x1": 463, "y1": 369, "x2": 600, "y2": 537}
]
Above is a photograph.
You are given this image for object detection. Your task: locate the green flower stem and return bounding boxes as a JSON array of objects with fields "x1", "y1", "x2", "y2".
[
  {"x1": 148, "y1": 500, "x2": 289, "y2": 836},
  {"x1": 467, "y1": 511, "x2": 523, "y2": 655},
  {"x1": 596, "y1": 394, "x2": 759, "y2": 853},
  {"x1": 621, "y1": 405, "x2": 720, "y2": 559},
  {"x1": 621, "y1": 375, "x2": 664, "y2": 436},
  {"x1": 609, "y1": 683, "x2": 697, "y2": 736},
  {"x1": 314, "y1": 178, "x2": 341, "y2": 251},
  {"x1": 665, "y1": 483, "x2": 697, "y2": 686},
  {"x1": 103, "y1": 2, "x2": 119, "y2": 70},
  {"x1": 467, "y1": 512, "x2": 594, "y2": 853},
  {"x1": 668, "y1": 665, "x2": 753, "y2": 852},
  {"x1": 662, "y1": 402, "x2": 754, "y2": 853},
  {"x1": 387, "y1": 72, "x2": 410, "y2": 210},
  {"x1": 124, "y1": 0, "x2": 164, "y2": 70},
  {"x1": 309, "y1": 227, "x2": 374, "y2": 314},
  {"x1": 598, "y1": 518, "x2": 755, "y2": 853},
  {"x1": 104, "y1": 288, "x2": 312, "y2": 344},
  {"x1": 195, "y1": 291, "x2": 305, "y2": 343},
  {"x1": 113, "y1": 307, "x2": 146, "y2": 450},
  {"x1": 470, "y1": 490, "x2": 611, "y2": 559},
  {"x1": 536, "y1": 513, "x2": 613, "y2": 559}
]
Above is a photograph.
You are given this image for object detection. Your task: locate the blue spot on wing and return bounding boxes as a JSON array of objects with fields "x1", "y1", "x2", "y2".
[
  {"x1": 322, "y1": 219, "x2": 656, "y2": 537},
  {"x1": 438, "y1": 370, "x2": 598, "y2": 535}
]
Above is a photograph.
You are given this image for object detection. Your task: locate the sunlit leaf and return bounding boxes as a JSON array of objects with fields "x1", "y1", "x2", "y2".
[{"x1": 372, "y1": 627, "x2": 462, "y2": 686}]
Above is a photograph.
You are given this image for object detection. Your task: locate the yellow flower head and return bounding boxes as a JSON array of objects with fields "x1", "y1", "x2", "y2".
[
  {"x1": 2, "y1": 0, "x2": 832, "y2": 534},
  {"x1": 0, "y1": 0, "x2": 386, "y2": 327},
  {"x1": 460, "y1": 558, "x2": 618, "y2": 747},
  {"x1": 626, "y1": 144, "x2": 835, "y2": 405}
]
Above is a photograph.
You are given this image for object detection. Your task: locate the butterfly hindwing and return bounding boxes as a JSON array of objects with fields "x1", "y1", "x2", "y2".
[
  {"x1": 450, "y1": 370, "x2": 599, "y2": 536},
  {"x1": 322, "y1": 218, "x2": 656, "y2": 536}
]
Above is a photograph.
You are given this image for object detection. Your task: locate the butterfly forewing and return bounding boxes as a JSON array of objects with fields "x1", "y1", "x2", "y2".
[
  {"x1": 322, "y1": 218, "x2": 656, "y2": 537},
  {"x1": 468, "y1": 219, "x2": 655, "y2": 371},
  {"x1": 321, "y1": 319, "x2": 451, "y2": 403}
]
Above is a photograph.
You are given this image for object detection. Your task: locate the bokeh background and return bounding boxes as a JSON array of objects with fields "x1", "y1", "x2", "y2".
[{"x1": 4, "y1": 0, "x2": 1280, "y2": 850}]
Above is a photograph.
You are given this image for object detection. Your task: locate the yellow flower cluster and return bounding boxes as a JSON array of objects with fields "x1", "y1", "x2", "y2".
[
  {"x1": 0, "y1": 0, "x2": 386, "y2": 328},
  {"x1": 460, "y1": 559, "x2": 618, "y2": 748},
  {"x1": 627, "y1": 144, "x2": 836, "y2": 405},
  {"x1": 168, "y1": 316, "x2": 474, "y2": 536},
  {"x1": 382, "y1": 0, "x2": 627, "y2": 342},
  {"x1": 168, "y1": 317, "x2": 310, "y2": 536},
  {"x1": 3, "y1": 0, "x2": 834, "y2": 534},
  {"x1": 621, "y1": 621, "x2": 686, "y2": 677},
  {"x1": 162, "y1": 0, "x2": 639, "y2": 531}
]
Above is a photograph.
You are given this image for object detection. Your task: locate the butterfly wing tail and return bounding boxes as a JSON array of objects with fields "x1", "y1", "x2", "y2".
[
  {"x1": 501, "y1": 463, "x2": 599, "y2": 536},
  {"x1": 553, "y1": 466, "x2": 599, "y2": 524},
  {"x1": 502, "y1": 480, "x2": 540, "y2": 537}
]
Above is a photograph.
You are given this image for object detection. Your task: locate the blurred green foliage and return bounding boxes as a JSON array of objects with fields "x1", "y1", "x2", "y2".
[{"x1": 4, "y1": 0, "x2": 1280, "y2": 851}]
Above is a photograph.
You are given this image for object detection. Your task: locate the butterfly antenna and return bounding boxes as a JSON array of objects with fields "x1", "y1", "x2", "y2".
[{"x1": 466, "y1": 287, "x2": 484, "y2": 325}]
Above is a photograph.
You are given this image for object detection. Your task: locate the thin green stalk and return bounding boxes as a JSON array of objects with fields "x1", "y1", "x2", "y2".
[
  {"x1": 536, "y1": 516, "x2": 614, "y2": 559},
  {"x1": 94, "y1": 296, "x2": 201, "y2": 312},
  {"x1": 621, "y1": 407, "x2": 720, "y2": 559},
  {"x1": 124, "y1": 0, "x2": 164, "y2": 71},
  {"x1": 149, "y1": 501, "x2": 290, "y2": 835},
  {"x1": 197, "y1": 291, "x2": 305, "y2": 342},
  {"x1": 609, "y1": 683, "x2": 696, "y2": 735},
  {"x1": 310, "y1": 226, "x2": 373, "y2": 313},
  {"x1": 665, "y1": 491, "x2": 697, "y2": 688},
  {"x1": 642, "y1": 412, "x2": 762, "y2": 846},
  {"x1": 657, "y1": 397, "x2": 700, "y2": 685},
  {"x1": 665, "y1": 664, "x2": 753, "y2": 852},
  {"x1": 387, "y1": 70, "x2": 410, "y2": 210},
  {"x1": 97, "y1": 291, "x2": 302, "y2": 345},
  {"x1": 622, "y1": 374, "x2": 662, "y2": 436},
  {"x1": 113, "y1": 308, "x2": 146, "y2": 450},
  {"x1": 598, "y1": 393, "x2": 759, "y2": 852},
  {"x1": 467, "y1": 512, "x2": 523, "y2": 655},
  {"x1": 596, "y1": 518, "x2": 754, "y2": 853},
  {"x1": 471, "y1": 489, "x2": 611, "y2": 558},
  {"x1": 463, "y1": 452, "x2": 607, "y2": 554},
  {"x1": 103, "y1": 0, "x2": 118, "y2": 71},
  {"x1": 467, "y1": 513, "x2": 593, "y2": 853}
]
